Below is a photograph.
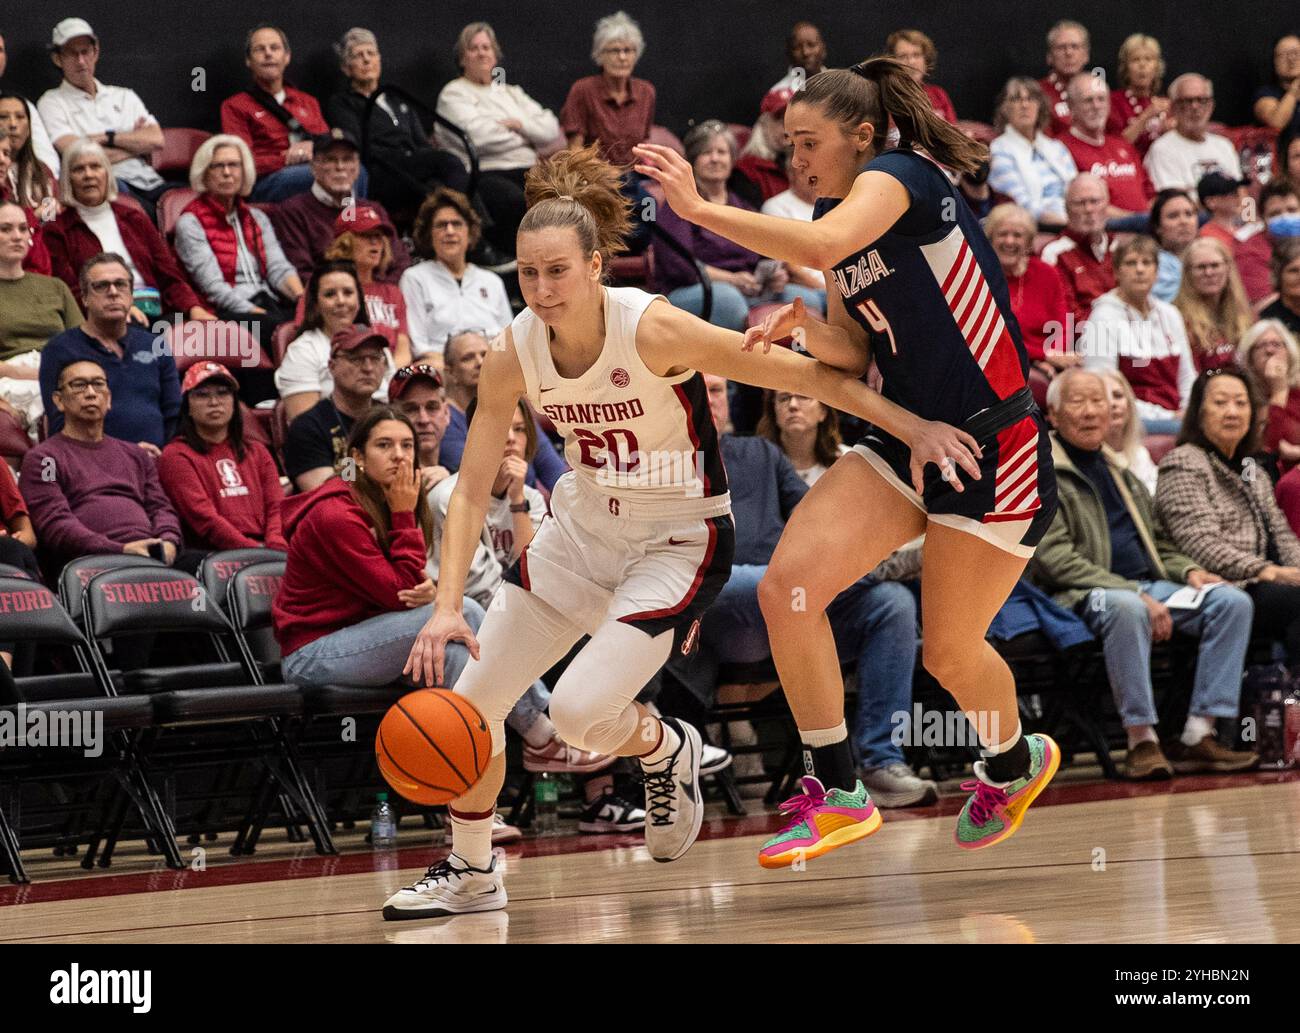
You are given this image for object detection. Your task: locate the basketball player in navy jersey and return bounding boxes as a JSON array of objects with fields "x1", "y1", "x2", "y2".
[
  {"x1": 635, "y1": 57, "x2": 1061, "y2": 868},
  {"x1": 381, "y1": 145, "x2": 984, "y2": 918}
]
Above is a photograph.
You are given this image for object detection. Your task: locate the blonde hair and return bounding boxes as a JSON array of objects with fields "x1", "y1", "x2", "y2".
[
  {"x1": 1097, "y1": 368, "x2": 1143, "y2": 461},
  {"x1": 190, "y1": 134, "x2": 255, "y2": 197},
  {"x1": 59, "y1": 137, "x2": 119, "y2": 206},
  {"x1": 325, "y1": 231, "x2": 394, "y2": 275},
  {"x1": 1116, "y1": 34, "x2": 1166, "y2": 92},
  {"x1": 454, "y1": 22, "x2": 502, "y2": 69},
  {"x1": 520, "y1": 143, "x2": 632, "y2": 274},
  {"x1": 1173, "y1": 238, "x2": 1253, "y2": 358},
  {"x1": 1238, "y1": 319, "x2": 1300, "y2": 390},
  {"x1": 984, "y1": 202, "x2": 1037, "y2": 242}
]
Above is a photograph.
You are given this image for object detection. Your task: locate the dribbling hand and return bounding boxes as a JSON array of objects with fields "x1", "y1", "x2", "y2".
[
  {"x1": 906, "y1": 418, "x2": 983, "y2": 495},
  {"x1": 742, "y1": 296, "x2": 806, "y2": 355},
  {"x1": 404, "y1": 609, "x2": 480, "y2": 688}
]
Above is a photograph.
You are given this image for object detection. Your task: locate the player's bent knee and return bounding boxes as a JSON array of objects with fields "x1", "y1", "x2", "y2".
[
  {"x1": 548, "y1": 690, "x2": 637, "y2": 755},
  {"x1": 921, "y1": 639, "x2": 973, "y2": 686}
]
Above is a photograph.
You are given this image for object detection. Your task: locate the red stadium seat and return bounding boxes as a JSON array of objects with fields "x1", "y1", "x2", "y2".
[
  {"x1": 1145, "y1": 433, "x2": 1177, "y2": 464},
  {"x1": 958, "y1": 120, "x2": 997, "y2": 147},
  {"x1": 152, "y1": 127, "x2": 211, "y2": 177},
  {"x1": 728, "y1": 123, "x2": 752, "y2": 152},
  {"x1": 270, "y1": 321, "x2": 299, "y2": 367},
  {"x1": 0, "y1": 410, "x2": 29, "y2": 472},
  {"x1": 157, "y1": 186, "x2": 198, "y2": 238},
  {"x1": 113, "y1": 191, "x2": 149, "y2": 220},
  {"x1": 163, "y1": 320, "x2": 270, "y2": 373}
]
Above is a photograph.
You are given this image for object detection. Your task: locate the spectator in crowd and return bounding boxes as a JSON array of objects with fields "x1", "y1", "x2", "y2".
[
  {"x1": 388, "y1": 363, "x2": 451, "y2": 491},
  {"x1": 1277, "y1": 134, "x2": 1300, "y2": 199},
  {"x1": 37, "y1": 19, "x2": 166, "y2": 220},
  {"x1": 0, "y1": 91, "x2": 57, "y2": 215},
  {"x1": 988, "y1": 77, "x2": 1076, "y2": 229},
  {"x1": 1196, "y1": 172, "x2": 1273, "y2": 303},
  {"x1": 174, "y1": 135, "x2": 304, "y2": 329},
  {"x1": 1059, "y1": 72, "x2": 1154, "y2": 218},
  {"x1": 39, "y1": 252, "x2": 179, "y2": 450},
  {"x1": 221, "y1": 25, "x2": 330, "y2": 204},
  {"x1": 1108, "y1": 33, "x2": 1169, "y2": 157},
  {"x1": 399, "y1": 188, "x2": 513, "y2": 364},
  {"x1": 0, "y1": 34, "x2": 58, "y2": 173},
  {"x1": 769, "y1": 21, "x2": 826, "y2": 94},
  {"x1": 652, "y1": 122, "x2": 820, "y2": 329},
  {"x1": 1033, "y1": 367, "x2": 1256, "y2": 778},
  {"x1": 20, "y1": 357, "x2": 186, "y2": 571},
  {"x1": 668, "y1": 374, "x2": 933, "y2": 806},
  {"x1": 269, "y1": 128, "x2": 408, "y2": 283},
  {"x1": 887, "y1": 29, "x2": 957, "y2": 123},
  {"x1": 158, "y1": 361, "x2": 285, "y2": 552},
  {"x1": 436, "y1": 23, "x2": 560, "y2": 258},
  {"x1": 0, "y1": 456, "x2": 39, "y2": 669},
  {"x1": 0, "y1": 199, "x2": 81, "y2": 432},
  {"x1": 1157, "y1": 367, "x2": 1300, "y2": 662},
  {"x1": 1041, "y1": 174, "x2": 1116, "y2": 323},
  {"x1": 1150, "y1": 188, "x2": 1200, "y2": 302},
  {"x1": 1254, "y1": 34, "x2": 1300, "y2": 135},
  {"x1": 435, "y1": 328, "x2": 567, "y2": 489},
  {"x1": 1262, "y1": 177, "x2": 1300, "y2": 224},
  {"x1": 305, "y1": 205, "x2": 411, "y2": 367},
  {"x1": 1238, "y1": 319, "x2": 1300, "y2": 472},
  {"x1": 1100, "y1": 368, "x2": 1160, "y2": 495},
  {"x1": 325, "y1": 28, "x2": 470, "y2": 222},
  {"x1": 273, "y1": 404, "x2": 484, "y2": 688},
  {"x1": 754, "y1": 387, "x2": 847, "y2": 486},
  {"x1": 1039, "y1": 19, "x2": 1090, "y2": 134},
  {"x1": 1174, "y1": 237, "x2": 1254, "y2": 372},
  {"x1": 1083, "y1": 235, "x2": 1195, "y2": 434},
  {"x1": 760, "y1": 154, "x2": 826, "y2": 310},
  {"x1": 561, "y1": 11, "x2": 655, "y2": 169},
  {"x1": 283, "y1": 324, "x2": 386, "y2": 492},
  {"x1": 986, "y1": 202, "x2": 1076, "y2": 376},
  {"x1": 1144, "y1": 74, "x2": 1243, "y2": 192},
  {"x1": 277, "y1": 260, "x2": 391, "y2": 421},
  {"x1": 1260, "y1": 237, "x2": 1300, "y2": 337},
  {"x1": 736, "y1": 89, "x2": 792, "y2": 203},
  {"x1": 44, "y1": 139, "x2": 211, "y2": 322},
  {"x1": 0, "y1": 123, "x2": 51, "y2": 275}
]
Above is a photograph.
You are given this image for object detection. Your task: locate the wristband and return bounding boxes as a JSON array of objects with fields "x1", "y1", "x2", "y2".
[
  {"x1": 105, "y1": 130, "x2": 117, "y2": 148},
  {"x1": 509, "y1": 502, "x2": 529, "y2": 513}
]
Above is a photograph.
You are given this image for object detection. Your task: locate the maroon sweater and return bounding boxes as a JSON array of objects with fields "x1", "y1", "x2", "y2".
[
  {"x1": 272, "y1": 477, "x2": 428, "y2": 656},
  {"x1": 158, "y1": 437, "x2": 287, "y2": 551},
  {"x1": 44, "y1": 202, "x2": 203, "y2": 313}
]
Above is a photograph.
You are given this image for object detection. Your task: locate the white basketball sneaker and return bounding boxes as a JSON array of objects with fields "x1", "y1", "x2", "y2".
[
  {"x1": 382, "y1": 854, "x2": 507, "y2": 921},
  {"x1": 640, "y1": 717, "x2": 704, "y2": 863}
]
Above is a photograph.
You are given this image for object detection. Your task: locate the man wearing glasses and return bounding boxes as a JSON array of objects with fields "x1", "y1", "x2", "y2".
[
  {"x1": 1144, "y1": 74, "x2": 1243, "y2": 192},
  {"x1": 1039, "y1": 20, "x2": 1090, "y2": 135},
  {"x1": 38, "y1": 252, "x2": 179, "y2": 452}
]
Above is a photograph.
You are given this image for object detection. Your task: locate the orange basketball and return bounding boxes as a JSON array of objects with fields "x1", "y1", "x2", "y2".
[{"x1": 375, "y1": 689, "x2": 492, "y2": 805}]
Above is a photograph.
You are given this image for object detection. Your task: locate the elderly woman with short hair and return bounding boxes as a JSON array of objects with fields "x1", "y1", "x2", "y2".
[
  {"x1": 650, "y1": 120, "x2": 821, "y2": 330},
  {"x1": 173, "y1": 134, "x2": 303, "y2": 324},
  {"x1": 985, "y1": 202, "x2": 1075, "y2": 374},
  {"x1": 435, "y1": 22, "x2": 560, "y2": 256},
  {"x1": 1238, "y1": 318, "x2": 1300, "y2": 472},
  {"x1": 989, "y1": 77, "x2": 1077, "y2": 229},
  {"x1": 325, "y1": 27, "x2": 470, "y2": 220},
  {"x1": 44, "y1": 138, "x2": 212, "y2": 323}
]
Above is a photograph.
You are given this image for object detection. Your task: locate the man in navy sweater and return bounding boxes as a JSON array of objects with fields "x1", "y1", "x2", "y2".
[
  {"x1": 665, "y1": 374, "x2": 936, "y2": 807},
  {"x1": 38, "y1": 252, "x2": 179, "y2": 452}
]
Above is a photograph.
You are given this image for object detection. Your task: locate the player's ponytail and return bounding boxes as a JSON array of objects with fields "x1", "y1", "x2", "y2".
[
  {"x1": 521, "y1": 143, "x2": 632, "y2": 275},
  {"x1": 797, "y1": 58, "x2": 987, "y2": 177}
]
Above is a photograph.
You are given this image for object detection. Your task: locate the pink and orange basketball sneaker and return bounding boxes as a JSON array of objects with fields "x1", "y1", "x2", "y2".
[
  {"x1": 954, "y1": 733, "x2": 1060, "y2": 850},
  {"x1": 757, "y1": 776, "x2": 882, "y2": 869}
]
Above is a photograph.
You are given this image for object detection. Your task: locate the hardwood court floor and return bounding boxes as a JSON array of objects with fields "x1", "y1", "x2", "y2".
[{"x1": 4, "y1": 780, "x2": 1300, "y2": 943}]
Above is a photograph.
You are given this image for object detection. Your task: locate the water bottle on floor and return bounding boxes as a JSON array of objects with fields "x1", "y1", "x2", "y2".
[
  {"x1": 533, "y1": 773, "x2": 559, "y2": 836},
  {"x1": 371, "y1": 792, "x2": 397, "y2": 848}
]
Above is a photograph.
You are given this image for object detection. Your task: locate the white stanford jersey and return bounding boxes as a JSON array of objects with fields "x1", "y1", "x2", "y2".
[{"x1": 509, "y1": 287, "x2": 730, "y2": 519}]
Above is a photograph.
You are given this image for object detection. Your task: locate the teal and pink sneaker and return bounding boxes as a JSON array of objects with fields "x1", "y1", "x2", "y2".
[
  {"x1": 757, "y1": 776, "x2": 882, "y2": 869},
  {"x1": 955, "y1": 733, "x2": 1060, "y2": 850}
]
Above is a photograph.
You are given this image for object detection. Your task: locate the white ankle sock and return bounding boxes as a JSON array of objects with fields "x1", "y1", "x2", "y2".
[
  {"x1": 449, "y1": 808, "x2": 494, "y2": 870},
  {"x1": 640, "y1": 719, "x2": 680, "y2": 766},
  {"x1": 799, "y1": 720, "x2": 848, "y2": 748},
  {"x1": 1182, "y1": 714, "x2": 1215, "y2": 748},
  {"x1": 981, "y1": 724, "x2": 1022, "y2": 755},
  {"x1": 1126, "y1": 725, "x2": 1159, "y2": 749}
]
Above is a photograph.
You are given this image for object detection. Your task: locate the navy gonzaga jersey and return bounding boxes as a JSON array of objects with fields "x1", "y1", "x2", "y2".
[{"x1": 815, "y1": 149, "x2": 1031, "y2": 423}]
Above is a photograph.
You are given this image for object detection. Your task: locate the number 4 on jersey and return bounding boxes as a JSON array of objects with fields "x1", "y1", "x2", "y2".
[{"x1": 857, "y1": 298, "x2": 897, "y2": 355}]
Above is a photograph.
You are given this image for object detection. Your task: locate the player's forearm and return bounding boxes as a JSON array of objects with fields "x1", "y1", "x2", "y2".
[
  {"x1": 692, "y1": 201, "x2": 829, "y2": 271},
  {"x1": 802, "y1": 321, "x2": 870, "y2": 376},
  {"x1": 805, "y1": 360, "x2": 919, "y2": 443},
  {"x1": 434, "y1": 490, "x2": 490, "y2": 614}
]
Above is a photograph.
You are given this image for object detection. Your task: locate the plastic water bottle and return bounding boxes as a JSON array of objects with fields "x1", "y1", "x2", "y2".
[
  {"x1": 533, "y1": 773, "x2": 559, "y2": 836},
  {"x1": 370, "y1": 792, "x2": 397, "y2": 848}
]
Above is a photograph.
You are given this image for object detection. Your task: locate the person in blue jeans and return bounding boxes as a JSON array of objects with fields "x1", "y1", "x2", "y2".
[
  {"x1": 1030, "y1": 367, "x2": 1259, "y2": 780},
  {"x1": 664, "y1": 374, "x2": 934, "y2": 806},
  {"x1": 650, "y1": 121, "x2": 824, "y2": 331}
]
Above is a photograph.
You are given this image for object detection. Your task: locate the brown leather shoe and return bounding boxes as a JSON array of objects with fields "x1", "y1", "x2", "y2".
[
  {"x1": 1124, "y1": 740, "x2": 1173, "y2": 780},
  {"x1": 1164, "y1": 735, "x2": 1260, "y2": 774}
]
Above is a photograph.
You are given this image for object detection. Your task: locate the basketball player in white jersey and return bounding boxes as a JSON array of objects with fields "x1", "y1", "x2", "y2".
[{"x1": 381, "y1": 145, "x2": 982, "y2": 919}]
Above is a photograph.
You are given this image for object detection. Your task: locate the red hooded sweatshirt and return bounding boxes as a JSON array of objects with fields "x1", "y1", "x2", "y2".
[{"x1": 272, "y1": 477, "x2": 428, "y2": 657}]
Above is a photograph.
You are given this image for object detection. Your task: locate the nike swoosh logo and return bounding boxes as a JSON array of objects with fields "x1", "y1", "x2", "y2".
[
  {"x1": 667, "y1": 537, "x2": 695, "y2": 546},
  {"x1": 540, "y1": 387, "x2": 556, "y2": 393}
]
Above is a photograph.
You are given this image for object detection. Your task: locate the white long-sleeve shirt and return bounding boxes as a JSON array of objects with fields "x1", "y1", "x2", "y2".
[
  {"x1": 399, "y1": 259, "x2": 513, "y2": 357},
  {"x1": 435, "y1": 77, "x2": 560, "y2": 171}
]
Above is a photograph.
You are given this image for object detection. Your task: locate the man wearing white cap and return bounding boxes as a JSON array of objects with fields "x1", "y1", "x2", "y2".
[{"x1": 37, "y1": 19, "x2": 167, "y2": 219}]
